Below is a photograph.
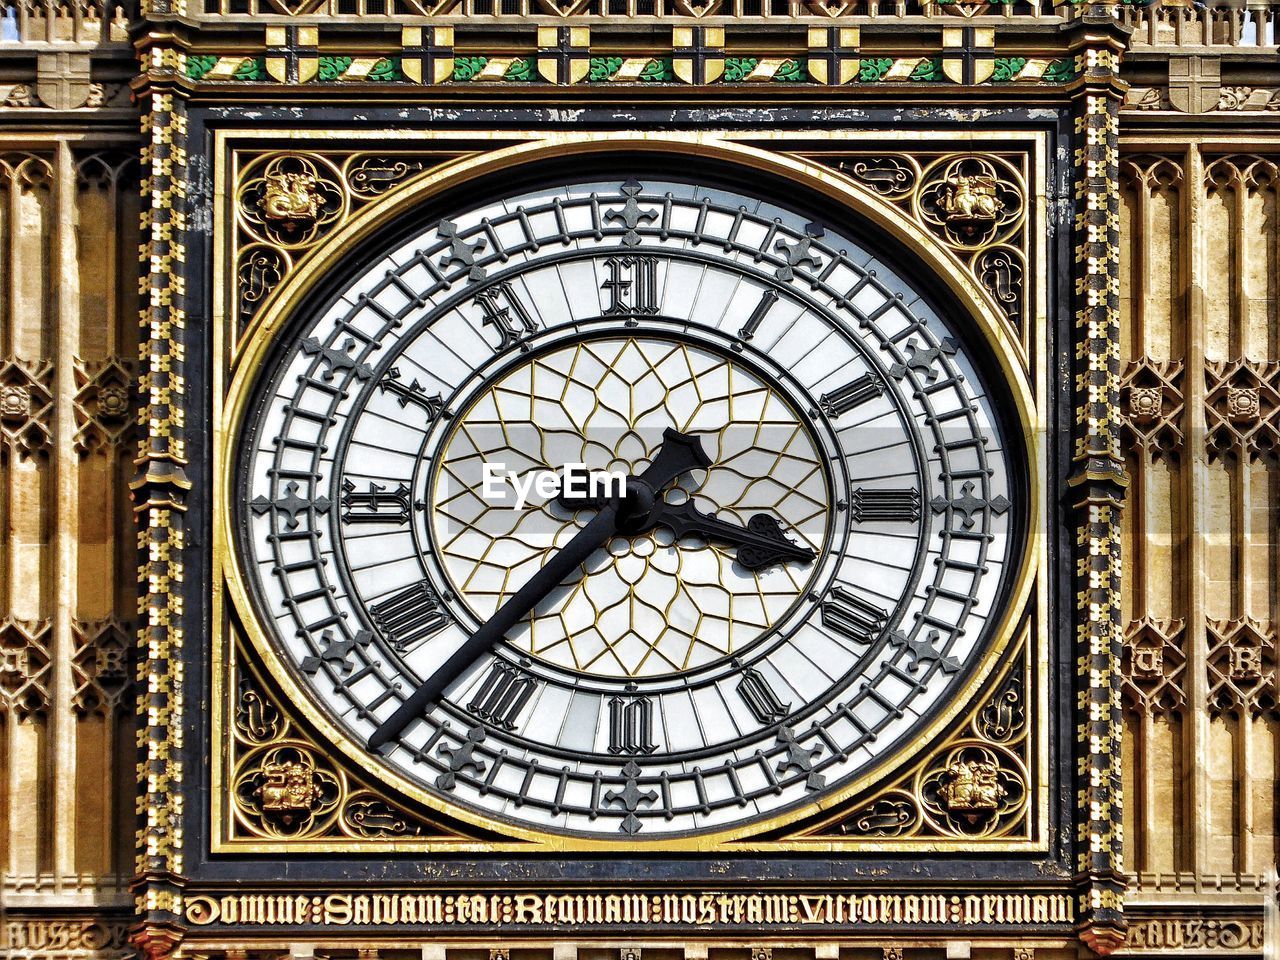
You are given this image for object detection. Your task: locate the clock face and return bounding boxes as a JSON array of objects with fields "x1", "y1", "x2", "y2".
[{"x1": 234, "y1": 169, "x2": 1025, "y2": 841}]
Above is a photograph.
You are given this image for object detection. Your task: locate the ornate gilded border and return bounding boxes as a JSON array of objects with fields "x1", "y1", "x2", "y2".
[
  {"x1": 1067, "y1": 14, "x2": 1129, "y2": 956},
  {"x1": 792, "y1": 614, "x2": 1038, "y2": 843},
  {"x1": 227, "y1": 148, "x2": 481, "y2": 344},
  {"x1": 797, "y1": 149, "x2": 1035, "y2": 375},
  {"x1": 208, "y1": 128, "x2": 1050, "y2": 854},
  {"x1": 132, "y1": 43, "x2": 192, "y2": 960}
]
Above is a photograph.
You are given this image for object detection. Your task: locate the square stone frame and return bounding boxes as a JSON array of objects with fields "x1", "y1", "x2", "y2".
[
  {"x1": 132, "y1": 97, "x2": 1121, "y2": 957},
  {"x1": 196, "y1": 117, "x2": 1058, "y2": 862},
  {"x1": 131, "y1": 29, "x2": 1127, "y2": 958}
]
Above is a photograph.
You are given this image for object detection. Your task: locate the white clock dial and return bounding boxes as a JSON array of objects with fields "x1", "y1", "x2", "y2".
[
  {"x1": 431, "y1": 334, "x2": 830, "y2": 679},
  {"x1": 235, "y1": 172, "x2": 1023, "y2": 840}
]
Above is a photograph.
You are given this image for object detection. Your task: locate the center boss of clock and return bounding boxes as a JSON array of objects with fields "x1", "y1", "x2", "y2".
[{"x1": 233, "y1": 169, "x2": 1023, "y2": 841}]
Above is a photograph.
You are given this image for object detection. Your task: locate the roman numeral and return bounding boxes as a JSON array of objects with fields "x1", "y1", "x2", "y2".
[
  {"x1": 736, "y1": 288, "x2": 778, "y2": 344},
  {"x1": 340, "y1": 479, "x2": 411, "y2": 525},
  {"x1": 601, "y1": 256, "x2": 659, "y2": 319},
  {"x1": 736, "y1": 665, "x2": 791, "y2": 724},
  {"x1": 820, "y1": 586, "x2": 887, "y2": 645},
  {"x1": 818, "y1": 373, "x2": 882, "y2": 418},
  {"x1": 474, "y1": 281, "x2": 537, "y2": 351},
  {"x1": 850, "y1": 487, "x2": 921, "y2": 523},
  {"x1": 369, "y1": 581, "x2": 450, "y2": 652},
  {"x1": 379, "y1": 367, "x2": 448, "y2": 423},
  {"x1": 467, "y1": 660, "x2": 537, "y2": 730},
  {"x1": 608, "y1": 696, "x2": 658, "y2": 755}
]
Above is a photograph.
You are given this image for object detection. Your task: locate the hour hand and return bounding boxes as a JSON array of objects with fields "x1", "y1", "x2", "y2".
[
  {"x1": 557, "y1": 428, "x2": 711, "y2": 515},
  {"x1": 556, "y1": 488, "x2": 610, "y2": 512},
  {"x1": 655, "y1": 499, "x2": 816, "y2": 571}
]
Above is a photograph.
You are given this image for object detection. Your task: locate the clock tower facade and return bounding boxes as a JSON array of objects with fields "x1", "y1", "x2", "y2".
[{"x1": 0, "y1": 3, "x2": 1276, "y2": 960}]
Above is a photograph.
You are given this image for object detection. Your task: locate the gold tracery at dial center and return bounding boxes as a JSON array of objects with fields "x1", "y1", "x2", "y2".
[{"x1": 430, "y1": 335, "x2": 831, "y2": 680}]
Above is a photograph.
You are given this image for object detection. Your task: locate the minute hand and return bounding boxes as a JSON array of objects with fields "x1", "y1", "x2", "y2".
[
  {"x1": 367, "y1": 502, "x2": 620, "y2": 753},
  {"x1": 655, "y1": 500, "x2": 816, "y2": 571},
  {"x1": 366, "y1": 427, "x2": 711, "y2": 753}
]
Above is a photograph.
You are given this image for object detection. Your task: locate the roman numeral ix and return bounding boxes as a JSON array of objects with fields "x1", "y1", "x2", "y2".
[{"x1": 368, "y1": 581, "x2": 450, "y2": 652}]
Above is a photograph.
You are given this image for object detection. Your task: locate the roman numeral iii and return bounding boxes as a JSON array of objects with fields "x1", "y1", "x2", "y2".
[
  {"x1": 608, "y1": 696, "x2": 658, "y2": 755},
  {"x1": 850, "y1": 487, "x2": 920, "y2": 523},
  {"x1": 821, "y1": 586, "x2": 887, "y2": 645}
]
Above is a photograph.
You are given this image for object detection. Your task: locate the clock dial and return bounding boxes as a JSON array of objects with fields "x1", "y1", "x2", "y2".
[
  {"x1": 235, "y1": 171, "x2": 1024, "y2": 840},
  {"x1": 431, "y1": 334, "x2": 829, "y2": 679}
]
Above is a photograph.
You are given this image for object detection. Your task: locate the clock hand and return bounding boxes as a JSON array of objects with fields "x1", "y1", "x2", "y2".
[
  {"x1": 558, "y1": 441, "x2": 814, "y2": 570},
  {"x1": 366, "y1": 427, "x2": 711, "y2": 753},
  {"x1": 367, "y1": 502, "x2": 619, "y2": 753},
  {"x1": 653, "y1": 499, "x2": 816, "y2": 570}
]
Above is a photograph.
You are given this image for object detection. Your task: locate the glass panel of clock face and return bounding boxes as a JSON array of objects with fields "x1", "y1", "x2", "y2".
[{"x1": 236, "y1": 170, "x2": 1024, "y2": 840}]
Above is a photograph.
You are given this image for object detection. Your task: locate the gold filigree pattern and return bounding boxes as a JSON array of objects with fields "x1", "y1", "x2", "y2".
[
  {"x1": 432, "y1": 335, "x2": 829, "y2": 678},
  {"x1": 343, "y1": 153, "x2": 434, "y2": 199},
  {"x1": 236, "y1": 243, "x2": 290, "y2": 324},
  {"x1": 230, "y1": 149, "x2": 463, "y2": 345},
  {"x1": 810, "y1": 149, "x2": 1031, "y2": 364},
  {"x1": 801, "y1": 622, "x2": 1034, "y2": 843},
  {"x1": 225, "y1": 638, "x2": 481, "y2": 843},
  {"x1": 915, "y1": 156, "x2": 1023, "y2": 250},
  {"x1": 233, "y1": 743, "x2": 342, "y2": 837},
  {"x1": 836, "y1": 155, "x2": 920, "y2": 199},
  {"x1": 921, "y1": 743, "x2": 1026, "y2": 837},
  {"x1": 237, "y1": 153, "x2": 346, "y2": 249}
]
